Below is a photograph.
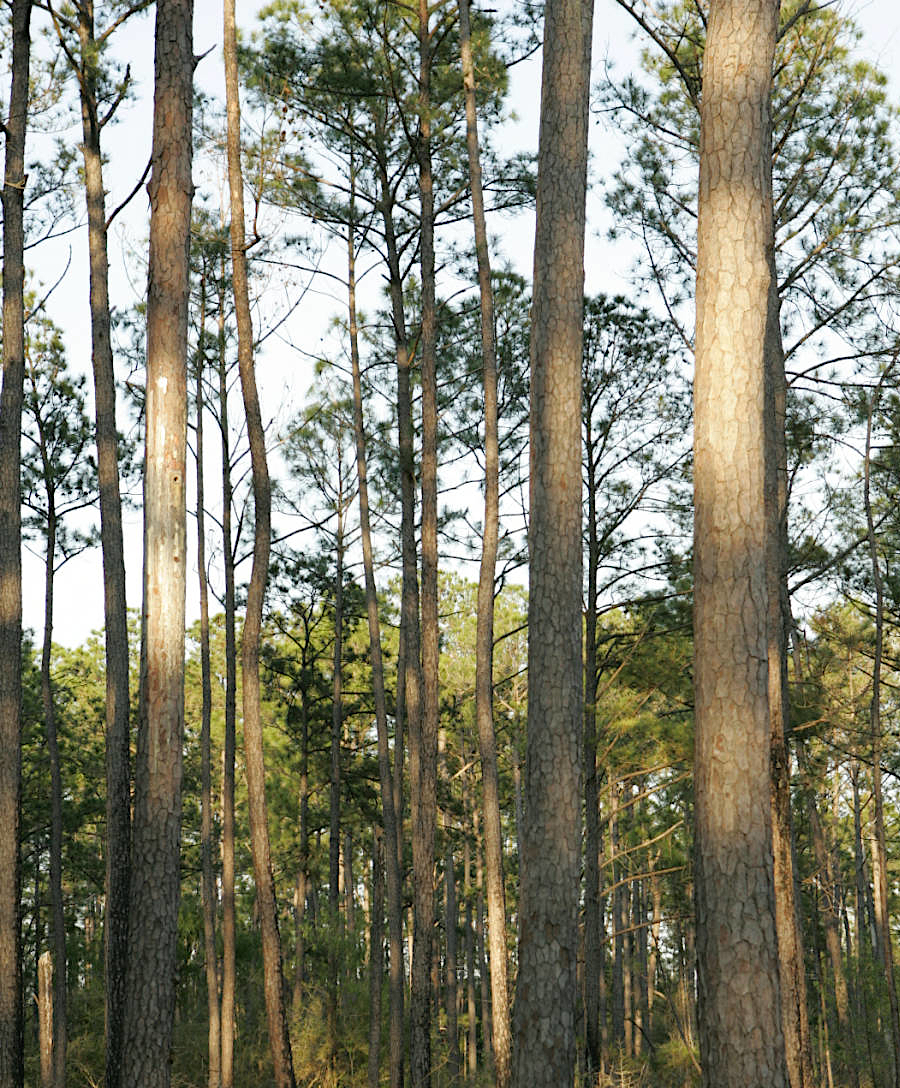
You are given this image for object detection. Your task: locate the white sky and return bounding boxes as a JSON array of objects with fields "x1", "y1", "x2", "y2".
[{"x1": 19, "y1": 0, "x2": 900, "y2": 649}]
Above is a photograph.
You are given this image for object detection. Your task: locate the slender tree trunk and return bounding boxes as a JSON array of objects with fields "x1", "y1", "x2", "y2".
[
  {"x1": 224, "y1": 5, "x2": 295, "y2": 1086},
  {"x1": 864, "y1": 395, "x2": 900, "y2": 1088},
  {"x1": 611, "y1": 786, "x2": 625, "y2": 1051},
  {"x1": 38, "y1": 487, "x2": 66, "y2": 1088},
  {"x1": 121, "y1": 2, "x2": 192, "y2": 1084},
  {"x1": 692, "y1": 2, "x2": 786, "y2": 1084},
  {"x1": 412, "y1": 6, "x2": 439, "y2": 1084},
  {"x1": 464, "y1": 835, "x2": 477, "y2": 1080},
  {"x1": 293, "y1": 690, "x2": 310, "y2": 1004},
  {"x1": 348, "y1": 193, "x2": 404, "y2": 1088},
  {"x1": 369, "y1": 828, "x2": 385, "y2": 1088},
  {"x1": 38, "y1": 952, "x2": 52, "y2": 1088},
  {"x1": 765, "y1": 274, "x2": 814, "y2": 1088},
  {"x1": 67, "y1": 10, "x2": 132, "y2": 1083},
  {"x1": 0, "y1": 4, "x2": 30, "y2": 1084},
  {"x1": 445, "y1": 837, "x2": 461, "y2": 1085},
  {"x1": 195, "y1": 319, "x2": 222, "y2": 1088},
  {"x1": 458, "y1": 3, "x2": 512, "y2": 1082},
  {"x1": 328, "y1": 510, "x2": 345, "y2": 1070},
  {"x1": 512, "y1": 0, "x2": 592, "y2": 1082},
  {"x1": 583, "y1": 416, "x2": 601, "y2": 1081},
  {"x1": 216, "y1": 266, "x2": 237, "y2": 1088},
  {"x1": 798, "y1": 745, "x2": 857, "y2": 1086}
]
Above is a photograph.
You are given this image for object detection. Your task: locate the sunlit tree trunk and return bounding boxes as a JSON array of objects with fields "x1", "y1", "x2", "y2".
[
  {"x1": 38, "y1": 953, "x2": 52, "y2": 1088},
  {"x1": 693, "y1": 2, "x2": 787, "y2": 1084},
  {"x1": 215, "y1": 260, "x2": 237, "y2": 1088},
  {"x1": 511, "y1": 1, "x2": 593, "y2": 1076},
  {"x1": 224, "y1": 3, "x2": 295, "y2": 1085},
  {"x1": 195, "y1": 305, "x2": 222, "y2": 1088},
  {"x1": 347, "y1": 177, "x2": 405, "y2": 1088},
  {"x1": 0, "y1": 5, "x2": 31, "y2": 1085},
  {"x1": 458, "y1": 3, "x2": 512, "y2": 1082},
  {"x1": 65, "y1": 10, "x2": 133, "y2": 1081},
  {"x1": 121, "y1": 1, "x2": 193, "y2": 1083},
  {"x1": 765, "y1": 273, "x2": 814, "y2": 1088}
]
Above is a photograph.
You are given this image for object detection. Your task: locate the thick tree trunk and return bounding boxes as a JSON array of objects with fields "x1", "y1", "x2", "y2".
[
  {"x1": 692, "y1": 2, "x2": 787, "y2": 1085},
  {"x1": 511, "y1": 0, "x2": 592, "y2": 1083},
  {"x1": 224, "y1": 4, "x2": 295, "y2": 1086},
  {"x1": 445, "y1": 838, "x2": 461, "y2": 1084},
  {"x1": 348, "y1": 200, "x2": 404, "y2": 1088},
  {"x1": 69, "y1": 10, "x2": 132, "y2": 1083},
  {"x1": 195, "y1": 328, "x2": 222, "y2": 1088},
  {"x1": 0, "y1": 4, "x2": 31, "y2": 1085},
  {"x1": 458, "y1": 3, "x2": 512, "y2": 1082},
  {"x1": 121, "y1": 3, "x2": 193, "y2": 1084}
]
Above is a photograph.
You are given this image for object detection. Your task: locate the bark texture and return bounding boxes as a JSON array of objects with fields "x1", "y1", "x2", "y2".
[
  {"x1": 511, "y1": 0, "x2": 592, "y2": 1083},
  {"x1": 121, "y1": 2, "x2": 193, "y2": 1085},
  {"x1": 0, "y1": 5, "x2": 31, "y2": 1085},
  {"x1": 459, "y1": 2, "x2": 512, "y2": 1081},
  {"x1": 348, "y1": 204, "x2": 404, "y2": 1088},
  {"x1": 65, "y1": 9, "x2": 133, "y2": 1081},
  {"x1": 224, "y1": 4, "x2": 296, "y2": 1085},
  {"x1": 693, "y1": 2, "x2": 787, "y2": 1085}
]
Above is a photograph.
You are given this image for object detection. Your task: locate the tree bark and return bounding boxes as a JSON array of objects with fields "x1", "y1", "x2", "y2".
[
  {"x1": 348, "y1": 190, "x2": 405, "y2": 1088},
  {"x1": 216, "y1": 261, "x2": 237, "y2": 1088},
  {"x1": 412, "y1": 6, "x2": 439, "y2": 1084},
  {"x1": 511, "y1": 0, "x2": 592, "y2": 1083},
  {"x1": 863, "y1": 394, "x2": 900, "y2": 1088},
  {"x1": 458, "y1": 3, "x2": 512, "y2": 1082},
  {"x1": 195, "y1": 313, "x2": 222, "y2": 1088},
  {"x1": 223, "y1": 3, "x2": 296, "y2": 1085},
  {"x1": 693, "y1": 2, "x2": 787, "y2": 1085},
  {"x1": 36, "y1": 446, "x2": 65, "y2": 1088},
  {"x1": 764, "y1": 268, "x2": 814, "y2": 1088},
  {"x1": 0, "y1": 4, "x2": 31, "y2": 1085},
  {"x1": 369, "y1": 828, "x2": 385, "y2": 1088},
  {"x1": 121, "y1": 2, "x2": 193, "y2": 1084},
  {"x1": 38, "y1": 952, "x2": 52, "y2": 1088},
  {"x1": 66, "y1": 10, "x2": 133, "y2": 1082}
]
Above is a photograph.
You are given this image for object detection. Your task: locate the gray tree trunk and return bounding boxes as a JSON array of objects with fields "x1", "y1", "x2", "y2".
[
  {"x1": 0, "y1": 4, "x2": 31, "y2": 1085},
  {"x1": 511, "y1": 4, "x2": 592, "y2": 1079}
]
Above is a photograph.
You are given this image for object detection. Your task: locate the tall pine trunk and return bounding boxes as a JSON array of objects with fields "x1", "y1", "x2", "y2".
[
  {"x1": 121, "y1": 1, "x2": 193, "y2": 1083},
  {"x1": 412, "y1": 5, "x2": 439, "y2": 1083},
  {"x1": 0, "y1": 4, "x2": 31, "y2": 1084},
  {"x1": 65, "y1": 9, "x2": 133, "y2": 1082},
  {"x1": 512, "y1": 0, "x2": 592, "y2": 1082},
  {"x1": 863, "y1": 393, "x2": 900, "y2": 1088},
  {"x1": 195, "y1": 315, "x2": 222, "y2": 1088},
  {"x1": 216, "y1": 261, "x2": 237, "y2": 1088},
  {"x1": 223, "y1": 3, "x2": 295, "y2": 1085},
  {"x1": 347, "y1": 185, "x2": 405, "y2": 1088},
  {"x1": 692, "y1": 1, "x2": 786, "y2": 1084},
  {"x1": 458, "y1": 2, "x2": 512, "y2": 1082}
]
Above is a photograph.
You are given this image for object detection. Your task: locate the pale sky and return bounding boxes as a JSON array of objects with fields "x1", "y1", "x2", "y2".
[{"x1": 20, "y1": 0, "x2": 900, "y2": 649}]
